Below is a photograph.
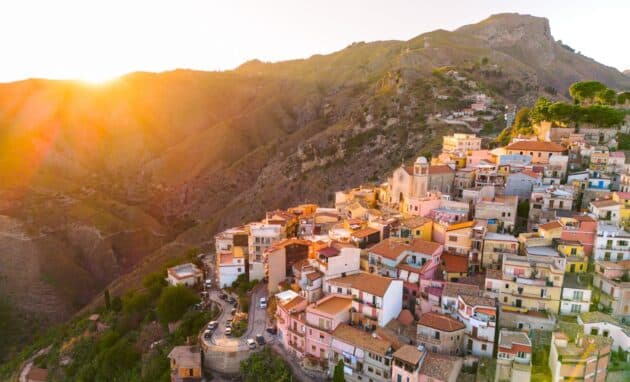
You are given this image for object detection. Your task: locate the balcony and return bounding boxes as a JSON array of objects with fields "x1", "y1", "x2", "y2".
[
  {"x1": 511, "y1": 289, "x2": 551, "y2": 300},
  {"x1": 288, "y1": 326, "x2": 305, "y2": 337},
  {"x1": 417, "y1": 333, "x2": 441, "y2": 344},
  {"x1": 288, "y1": 342, "x2": 304, "y2": 353}
]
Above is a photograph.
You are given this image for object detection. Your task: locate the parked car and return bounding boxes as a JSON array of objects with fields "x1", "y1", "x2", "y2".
[
  {"x1": 204, "y1": 279, "x2": 212, "y2": 288},
  {"x1": 227, "y1": 296, "x2": 236, "y2": 304},
  {"x1": 246, "y1": 338, "x2": 256, "y2": 350},
  {"x1": 230, "y1": 308, "x2": 237, "y2": 315},
  {"x1": 259, "y1": 297, "x2": 267, "y2": 309},
  {"x1": 255, "y1": 335, "x2": 265, "y2": 346},
  {"x1": 266, "y1": 326, "x2": 277, "y2": 335},
  {"x1": 208, "y1": 321, "x2": 218, "y2": 330},
  {"x1": 203, "y1": 330, "x2": 212, "y2": 339},
  {"x1": 219, "y1": 293, "x2": 228, "y2": 300},
  {"x1": 225, "y1": 327, "x2": 232, "y2": 336},
  {"x1": 225, "y1": 321, "x2": 232, "y2": 328}
]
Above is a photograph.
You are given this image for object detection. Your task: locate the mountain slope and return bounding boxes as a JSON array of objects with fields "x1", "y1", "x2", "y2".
[{"x1": 0, "y1": 13, "x2": 628, "y2": 357}]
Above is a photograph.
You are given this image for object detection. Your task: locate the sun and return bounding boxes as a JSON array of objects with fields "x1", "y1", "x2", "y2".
[{"x1": 75, "y1": 70, "x2": 122, "y2": 85}]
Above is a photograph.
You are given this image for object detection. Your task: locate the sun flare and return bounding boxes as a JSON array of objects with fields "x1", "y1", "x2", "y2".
[{"x1": 75, "y1": 70, "x2": 121, "y2": 85}]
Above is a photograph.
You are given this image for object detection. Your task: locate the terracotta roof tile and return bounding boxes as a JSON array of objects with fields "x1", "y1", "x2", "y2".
[
  {"x1": 441, "y1": 253, "x2": 469, "y2": 273},
  {"x1": 419, "y1": 353, "x2": 462, "y2": 381},
  {"x1": 506, "y1": 141, "x2": 566, "y2": 152},
  {"x1": 418, "y1": 312, "x2": 465, "y2": 332},
  {"x1": 429, "y1": 165, "x2": 455, "y2": 175},
  {"x1": 393, "y1": 345, "x2": 424, "y2": 365},
  {"x1": 590, "y1": 199, "x2": 621, "y2": 208},
  {"x1": 369, "y1": 238, "x2": 441, "y2": 260},
  {"x1": 539, "y1": 220, "x2": 562, "y2": 230},
  {"x1": 351, "y1": 227, "x2": 380, "y2": 238},
  {"x1": 332, "y1": 323, "x2": 392, "y2": 355},
  {"x1": 327, "y1": 272, "x2": 393, "y2": 297}
]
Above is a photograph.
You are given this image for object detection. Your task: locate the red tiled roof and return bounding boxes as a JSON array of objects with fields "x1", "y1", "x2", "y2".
[
  {"x1": 418, "y1": 312, "x2": 465, "y2": 332},
  {"x1": 429, "y1": 165, "x2": 455, "y2": 175},
  {"x1": 506, "y1": 141, "x2": 566, "y2": 152},
  {"x1": 520, "y1": 169, "x2": 541, "y2": 179},
  {"x1": 539, "y1": 220, "x2": 562, "y2": 230},
  {"x1": 441, "y1": 253, "x2": 469, "y2": 273}
]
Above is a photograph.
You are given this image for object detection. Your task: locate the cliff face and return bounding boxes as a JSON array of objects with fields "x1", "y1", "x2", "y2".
[
  {"x1": 456, "y1": 13, "x2": 630, "y2": 92},
  {"x1": 0, "y1": 13, "x2": 628, "y2": 331}
]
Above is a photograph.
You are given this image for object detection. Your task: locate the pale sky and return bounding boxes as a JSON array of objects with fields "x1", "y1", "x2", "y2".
[{"x1": 0, "y1": 0, "x2": 628, "y2": 83}]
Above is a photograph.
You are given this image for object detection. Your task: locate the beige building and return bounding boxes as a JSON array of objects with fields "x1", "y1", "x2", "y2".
[
  {"x1": 474, "y1": 196, "x2": 518, "y2": 233},
  {"x1": 497, "y1": 253, "x2": 566, "y2": 314},
  {"x1": 481, "y1": 232, "x2": 518, "y2": 270},
  {"x1": 443, "y1": 133, "x2": 482, "y2": 154},
  {"x1": 505, "y1": 140, "x2": 566, "y2": 164},
  {"x1": 416, "y1": 312, "x2": 465, "y2": 355}
]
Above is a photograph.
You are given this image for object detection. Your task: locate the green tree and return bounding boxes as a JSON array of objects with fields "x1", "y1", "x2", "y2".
[
  {"x1": 240, "y1": 348, "x2": 291, "y2": 382},
  {"x1": 333, "y1": 359, "x2": 345, "y2": 382},
  {"x1": 143, "y1": 272, "x2": 168, "y2": 298},
  {"x1": 104, "y1": 289, "x2": 111, "y2": 311},
  {"x1": 569, "y1": 81, "x2": 607, "y2": 105},
  {"x1": 111, "y1": 296, "x2": 122, "y2": 312},
  {"x1": 156, "y1": 285, "x2": 199, "y2": 323},
  {"x1": 529, "y1": 97, "x2": 553, "y2": 124},
  {"x1": 618, "y1": 92, "x2": 630, "y2": 105},
  {"x1": 596, "y1": 88, "x2": 617, "y2": 105}
]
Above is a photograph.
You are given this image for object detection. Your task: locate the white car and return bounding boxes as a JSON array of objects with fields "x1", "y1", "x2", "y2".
[
  {"x1": 259, "y1": 297, "x2": 267, "y2": 309},
  {"x1": 246, "y1": 338, "x2": 256, "y2": 349},
  {"x1": 204, "y1": 279, "x2": 212, "y2": 288}
]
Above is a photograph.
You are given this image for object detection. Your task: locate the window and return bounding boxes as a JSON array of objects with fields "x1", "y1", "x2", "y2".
[
  {"x1": 189, "y1": 369, "x2": 194, "y2": 377},
  {"x1": 571, "y1": 304, "x2": 581, "y2": 313},
  {"x1": 237, "y1": 268, "x2": 242, "y2": 272},
  {"x1": 435, "y1": 331, "x2": 440, "y2": 340},
  {"x1": 572, "y1": 291, "x2": 584, "y2": 301},
  {"x1": 481, "y1": 344, "x2": 487, "y2": 351},
  {"x1": 517, "y1": 351, "x2": 526, "y2": 358},
  {"x1": 570, "y1": 248, "x2": 577, "y2": 255},
  {"x1": 449, "y1": 235, "x2": 457, "y2": 242},
  {"x1": 603, "y1": 330, "x2": 609, "y2": 337},
  {"x1": 312, "y1": 345, "x2": 316, "y2": 351},
  {"x1": 590, "y1": 328, "x2": 599, "y2": 335}
]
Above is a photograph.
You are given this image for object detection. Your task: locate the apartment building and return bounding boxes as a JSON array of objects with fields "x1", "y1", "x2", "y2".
[
  {"x1": 589, "y1": 198, "x2": 621, "y2": 224},
  {"x1": 593, "y1": 223, "x2": 630, "y2": 262},
  {"x1": 495, "y1": 330, "x2": 532, "y2": 382},
  {"x1": 327, "y1": 272, "x2": 403, "y2": 327},
  {"x1": 303, "y1": 295, "x2": 352, "y2": 368},
  {"x1": 416, "y1": 312, "x2": 465, "y2": 355},
  {"x1": 560, "y1": 273, "x2": 592, "y2": 316},
  {"x1": 367, "y1": 238, "x2": 442, "y2": 279},
  {"x1": 497, "y1": 253, "x2": 566, "y2": 314},
  {"x1": 457, "y1": 294, "x2": 497, "y2": 358},
  {"x1": 504, "y1": 140, "x2": 566, "y2": 164},
  {"x1": 311, "y1": 242, "x2": 361, "y2": 291},
  {"x1": 248, "y1": 222, "x2": 282, "y2": 280},
  {"x1": 443, "y1": 133, "x2": 482, "y2": 154},
  {"x1": 549, "y1": 332, "x2": 611, "y2": 382},
  {"x1": 556, "y1": 239, "x2": 587, "y2": 273},
  {"x1": 481, "y1": 233, "x2": 518, "y2": 270},
  {"x1": 265, "y1": 239, "x2": 311, "y2": 293},
  {"x1": 593, "y1": 260, "x2": 630, "y2": 319},
  {"x1": 329, "y1": 323, "x2": 395, "y2": 382},
  {"x1": 559, "y1": 215, "x2": 597, "y2": 257},
  {"x1": 474, "y1": 196, "x2": 518, "y2": 233},
  {"x1": 215, "y1": 226, "x2": 249, "y2": 287},
  {"x1": 276, "y1": 295, "x2": 309, "y2": 359}
]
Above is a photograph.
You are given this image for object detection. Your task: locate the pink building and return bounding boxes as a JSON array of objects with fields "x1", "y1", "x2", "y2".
[
  {"x1": 304, "y1": 295, "x2": 352, "y2": 366},
  {"x1": 466, "y1": 150, "x2": 493, "y2": 167},
  {"x1": 560, "y1": 215, "x2": 597, "y2": 257},
  {"x1": 276, "y1": 295, "x2": 308, "y2": 358}
]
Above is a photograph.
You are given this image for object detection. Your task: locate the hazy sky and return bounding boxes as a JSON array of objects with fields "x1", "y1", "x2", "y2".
[{"x1": 1, "y1": 0, "x2": 628, "y2": 83}]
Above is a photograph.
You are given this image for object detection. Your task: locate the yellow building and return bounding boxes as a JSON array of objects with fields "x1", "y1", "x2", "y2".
[
  {"x1": 612, "y1": 192, "x2": 630, "y2": 223},
  {"x1": 498, "y1": 253, "x2": 565, "y2": 314},
  {"x1": 556, "y1": 240, "x2": 587, "y2": 273},
  {"x1": 399, "y1": 216, "x2": 433, "y2": 241}
]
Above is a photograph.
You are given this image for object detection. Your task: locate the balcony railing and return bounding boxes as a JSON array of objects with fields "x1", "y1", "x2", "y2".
[{"x1": 288, "y1": 326, "x2": 305, "y2": 337}]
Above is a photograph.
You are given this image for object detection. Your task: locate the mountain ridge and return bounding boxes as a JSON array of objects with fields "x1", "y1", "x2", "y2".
[{"x1": 0, "y1": 12, "x2": 628, "y2": 359}]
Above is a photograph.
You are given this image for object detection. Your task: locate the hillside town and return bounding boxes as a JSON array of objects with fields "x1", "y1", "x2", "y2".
[{"x1": 156, "y1": 98, "x2": 630, "y2": 382}]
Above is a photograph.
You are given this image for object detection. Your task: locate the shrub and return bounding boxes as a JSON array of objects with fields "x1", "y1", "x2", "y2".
[{"x1": 156, "y1": 286, "x2": 199, "y2": 324}]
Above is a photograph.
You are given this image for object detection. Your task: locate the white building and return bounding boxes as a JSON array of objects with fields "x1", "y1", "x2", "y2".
[
  {"x1": 560, "y1": 274, "x2": 592, "y2": 316},
  {"x1": 495, "y1": 330, "x2": 532, "y2": 382},
  {"x1": 327, "y1": 272, "x2": 403, "y2": 327},
  {"x1": 166, "y1": 263, "x2": 203, "y2": 287},
  {"x1": 215, "y1": 227, "x2": 249, "y2": 288},
  {"x1": 248, "y1": 222, "x2": 282, "y2": 281},
  {"x1": 456, "y1": 294, "x2": 497, "y2": 358},
  {"x1": 578, "y1": 311, "x2": 630, "y2": 352},
  {"x1": 443, "y1": 133, "x2": 482, "y2": 154},
  {"x1": 311, "y1": 244, "x2": 361, "y2": 291},
  {"x1": 589, "y1": 199, "x2": 621, "y2": 224},
  {"x1": 594, "y1": 223, "x2": 630, "y2": 262}
]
